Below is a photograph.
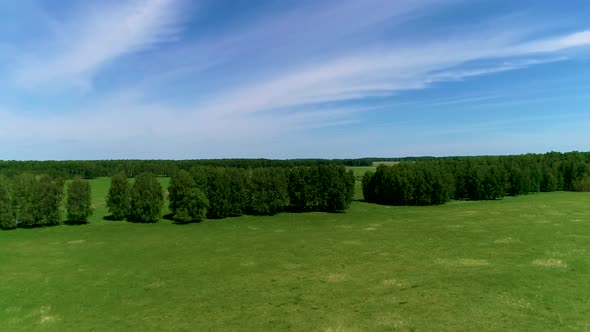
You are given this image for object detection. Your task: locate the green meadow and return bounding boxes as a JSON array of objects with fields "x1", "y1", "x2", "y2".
[{"x1": 1, "y1": 176, "x2": 589, "y2": 331}]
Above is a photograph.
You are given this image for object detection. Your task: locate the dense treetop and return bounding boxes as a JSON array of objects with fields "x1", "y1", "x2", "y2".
[
  {"x1": 363, "y1": 151, "x2": 590, "y2": 206},
  {"x1": 0, "y1": 157, "x2": 435, "y2": 178}
]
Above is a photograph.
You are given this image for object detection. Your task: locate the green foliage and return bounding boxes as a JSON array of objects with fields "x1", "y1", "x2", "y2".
[
  {"x1": 362, "y1": 171, "x2": 376, "y2": 202},
  {"x1": 318, "y1": 165, "x2": 355, "y2": 211},
  {"x1": 225, "y1": 168, "x2": 250, "y2": 216},
  {"x1": 0, "y1": 158, "x2": 405, "y2": 178},
  {"x1": 0, "y1": 176, "x2": 16, "y2": 230},
  {"x1": 204, "y1": 168, "x2": 234, "y2": 219},
  {"x1": 31, "y1": 175, "x2": 64, "y2": 226},
  {"x1": 288, "y1": 167, "x2": 321, "y2": 211},
  {"x1": 465, "y1": 164, "x2": 506, "y2": 200},
  {"x1": 169, "y1": 170, "x2": 209, "y2": 222},
  {"x1": 66, "y1": 177, "x2": 93, "y2": 223},
  {"x1": 363, "y1": 163, "x2": 452, "y2": 206},
  {"x1": 7, "y1": 174, "x2": 64, "y2": 227},
  {"x1": 5, "y1": 174, "x2": 64, "y2": 227},
  {"x1": 288, "y1": 165, "x2": 355, "y2": 212},
  {"x1": 249, "y1": 168, "x2": 290, "y2": 215},
  {"x1": 173, "y1": 188, "x2": 209, "y2": 223},
  {"x1": 129, "y1": 173, "x2": 163, "y2": 223},
  {"x1": 364, "y1": 152, "x2": 590, "y2": 206},
  {"x1": 573, "y1": 176, "x2": 590, "y2": 192},
  {"x1": 168, "y1": 170, "x2": 195, "y2": 214},
  {"x1": 10, "y1": 173, "x2": 37, "y2": 227},
  {"x1": 106, "y1": 172, "x2": 130, "y2": 220}
]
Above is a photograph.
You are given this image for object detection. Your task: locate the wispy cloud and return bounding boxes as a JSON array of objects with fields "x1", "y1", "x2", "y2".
[
  {"x1": 1, "y1": 0, "x2": 590, "y2": 159},
  {"x1": 191, "y1": 29, "x2": 590, "y2": 118},
  {"x1": 13, "y1": 0, "x2": 185, "y2": 89}
]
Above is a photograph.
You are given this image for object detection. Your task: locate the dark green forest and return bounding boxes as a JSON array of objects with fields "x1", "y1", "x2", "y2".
[
  {"x1": 363, "y1": 151, "x2": 590, "y2": 205},
  {"x1": 1, "y1": 151, "x2": 590, "y2": 229},
  {"x1": 0, "y1": 157, "x2": 430, "y2": 178},
  {"x1": 0, "y1": 165, "x2": 355, "y2": 229},
  {"x1": 168, "y1": 165, "x2": 355, "y2": 221}
]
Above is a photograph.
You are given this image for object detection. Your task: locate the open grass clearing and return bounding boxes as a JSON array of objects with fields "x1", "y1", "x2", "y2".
[{"x1": 1, "y1": 178, "x2": 589, "y2": 331}]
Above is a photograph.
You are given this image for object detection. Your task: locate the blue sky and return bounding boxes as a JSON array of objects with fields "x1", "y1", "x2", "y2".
[{"x1": 1, "y1": 0, "x2": 590, "y2": 160}]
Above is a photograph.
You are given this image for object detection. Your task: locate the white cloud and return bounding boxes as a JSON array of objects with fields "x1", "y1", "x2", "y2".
[
  {"x1": 14, "y1": 0, "x2": 184, "y2": 88},
  {"x1": 191, "y1": 30, "x2": 590, "y2": 118},
  {"x1": 2, "y1": 0, "x2": 590, "y2": 159},
  {"x1": 521, "y1": 30, "x2": 590, "y2": 53}
]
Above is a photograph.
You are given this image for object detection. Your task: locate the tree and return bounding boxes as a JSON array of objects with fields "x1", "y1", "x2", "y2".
[
  {"x1": 226, "y1": 168, "x2": 249, "y2": 216},
  {"x1": 288, "y1": 167, "x2": 322, "y2": 211},
  {"x1": 169, "y1": 170, "x2": 210, "y2": 223},
  {"x1": 204, "y1": 167, "x2": 232, "y2": 219},
  {"x1": 3, "y1": 174, "x2": 63, "y2": 228},
  {"x1": 106, "y1": 172, "x2": 130, "y2": 220},
  {"x1": 129, "y1": 173, "x2": 163, "y2": 223},
  {"x1": 32, "y1": 175, "x2": 64, "y2": 226},
  {"x1": 319, "y1": 165, "x2": 355, "y2": 211},
  {"x1": 66, "y1": 177, "x2": 93, "y2": 223},
  {"x1": 362, "y1": 171, "x2": 376, "y2": 202},
  {"x1": 0, "y1": 176, "x2": 16, "y2": 230},
  {"x1": 168, "y1": 170, "x2": 195, "y2": 214},
  {"x1": 249, "y1": 168, "x2": 289, "y2": 215},
  {"x1": 173, "y1": 188, "x2": 209, "y2": 223},
  {"x1": 11, "y1": 173, "x2": 37, "y2": 227}
]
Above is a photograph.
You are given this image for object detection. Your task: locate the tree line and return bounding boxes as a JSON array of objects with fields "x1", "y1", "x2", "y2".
[
  {"x1": 0, "y1": 157, "x2": 434, "y2": 179},
  {"x1": 363, "y1": 152, "x2": 590, "y2": 206},
  {"x1": 107, "y1": 165, "x2": 355, "y2": 223},
  {"x1": 0, "y1": 175, "x2": 93, "y2": 229},
  {"x1": 1, "y1": 164, "x2": 355, "y2": 229}
]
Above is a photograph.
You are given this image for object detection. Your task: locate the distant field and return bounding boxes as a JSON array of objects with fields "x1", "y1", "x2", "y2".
[
  {"x1": 345, "y1": 167, "x2": 374, "y2": 200},
  {"x1": 372, "y1": 161, "x2": 401, "y2": 166},
  {"x1": 346, "y1": 166, "x2": 376, "y2": 178},
  {"x1": 1, "y1": 178, "x2": 590, "y2": 331}
]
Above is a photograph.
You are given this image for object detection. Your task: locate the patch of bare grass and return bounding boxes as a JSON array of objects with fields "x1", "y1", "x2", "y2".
[
  {"x1": 324, "y1": 273, "x2": 347, "y2": 282},
  {"x1": 532, "y1": 259, "x2": 567, "y2": 268},
  {"x1": 382, "y1": 279, "x2": 409, "y2": 288},
  {"x1": 494, "y1": 237, "x2": 516, "y2": 244},
  {"x1": 375, "y1": 312, "x2": 406, "y2": 328},
  {"x1": 437, "y1": 258, "x2": 491, "y2": 267}
]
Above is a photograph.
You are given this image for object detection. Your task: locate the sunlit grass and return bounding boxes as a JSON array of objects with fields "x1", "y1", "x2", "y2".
[{"x1": 1, "y1": 177, "x2": 589, "y2": 331}]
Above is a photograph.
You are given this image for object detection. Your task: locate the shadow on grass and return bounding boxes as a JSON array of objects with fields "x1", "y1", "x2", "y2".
[
  {"x1": 126, "y1": 217, "x2": 159, "y2": 224},
  {"x1": 103, "y1": 215, "x2": 125, "y2": 221},
  {"x1": 17, "y1": 223, "x2": 60, "y2": 229},
  {"x1": 283, "y1": 207, "x2": 347, "y2": 214},
  {"x1": 164, "y1": 213, "x2": 204, "y2": 225},
  {"x1": 64, "y1": 220, "x2": 89, "y2": 226}
]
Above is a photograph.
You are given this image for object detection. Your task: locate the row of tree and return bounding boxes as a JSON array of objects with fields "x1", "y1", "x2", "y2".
[
  {"x1": 0, "y1": 175, "x2": 93, "y2": 230},
  {"x1": 363, "y1": 152, "x2": 590, "y2": 206},
  {"x1": 106, "y1": 172, "x2": 164, "y2": 223},
  {"x1": 107, "y1": 166, "x2": 355, "y2": 223},
  {"x1": 0, "y1": 157, "x2": 436, "y2": 178},
  {"x1": 362, "y1": 163, "x2": 452, "y2": 205}
]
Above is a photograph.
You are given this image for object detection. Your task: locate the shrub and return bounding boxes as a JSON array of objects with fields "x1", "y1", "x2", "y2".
[
  {"x1": 169, "y1": 170, "x2": 209, "y2": 222},
  {"x1": 173, "y1": 188, "x2": 209, "y2": 223},
  {"x1": 249, "y1": 168, "x2": 289, "y2": 215},
  {"x1": 0, "y1": 176, "x2": 16, "y2": 230},
  {"x1": 66, "y1": 177, "x2": 93, "y2": 223},
  {"x1": 106, "y1": 172, "x2": 131, "y2": 220},
  {"x1": 32, "y1": 175, "x2": 64, "y2": 226},
  {"x1": 129, "y1": 173, "x2": 163, "y2": 223}
]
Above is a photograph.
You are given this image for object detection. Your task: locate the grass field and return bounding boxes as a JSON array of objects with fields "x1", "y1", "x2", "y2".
[
  {"x1": 1, "y1": 177, "x2": 590, "y2": 331},
  {"x1": 372, "y1": 161, "x2": 400, "y2": 167},
  {"x1": 347, "y1": 166, "x2": 376, "y2": 178}
]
